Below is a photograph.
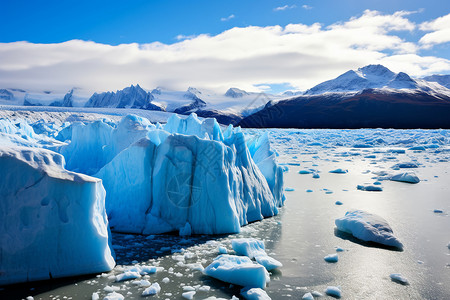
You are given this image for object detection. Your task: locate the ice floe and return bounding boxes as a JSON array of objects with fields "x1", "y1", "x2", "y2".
[{"x1": 335, "y1": 210, "x2": 403, "y2": 249}]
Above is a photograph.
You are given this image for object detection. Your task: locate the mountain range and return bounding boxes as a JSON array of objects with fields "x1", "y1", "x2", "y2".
[{"x1": 1, "y1": 64, "x2": 450, "y2": 128}]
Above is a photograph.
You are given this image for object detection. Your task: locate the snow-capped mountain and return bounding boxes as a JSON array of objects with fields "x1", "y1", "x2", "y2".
[
  {"x1": 85, "y1": 84, "x2": 164, "y2": 111},
  {"x1": 422, "y1": 74, "x2": 450, "y2": 89},
  {"x1": 225, "y1": 88, "x2": 249, "y2": 98},
  {"x1": 1, "y1": 64, "x2": 449, "y2": 127},
  {"x1": 240, "y1": 65, "x2": 450, "y2": 128},
  {"x1": 304, "y1": 64, "x2": 450, "y2": 96}
]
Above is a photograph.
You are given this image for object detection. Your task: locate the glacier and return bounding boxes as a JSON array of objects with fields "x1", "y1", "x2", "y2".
[
  {"x1": 0, "y1": 112, "x2": 284, "y2": 286},
  {"x1": 0, "y1": 146, "x2": 115, "y2": 285},
  {"x1": 86, "y1": 113, "x2": 284, "y2": 235}
]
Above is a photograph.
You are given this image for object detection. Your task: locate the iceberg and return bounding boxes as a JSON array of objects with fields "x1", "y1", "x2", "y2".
[
  {"x1": 335, "y1": 210, "x2": 403, "y2": 249},
  {"x1": 0, "y1": 146, "x2": 115, "y2": 285},
  {"x1": 88, "y1": 113, "x2": 284, "y2": 235},
  {"x1": 204, "y1": 255, "x2": 269, "y2": 289}
]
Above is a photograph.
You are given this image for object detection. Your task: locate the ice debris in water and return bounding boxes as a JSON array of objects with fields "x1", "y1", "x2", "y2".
[
  {"x1": 103, "y1": 291, "x2": 124, "y2": 300},
  {"x1": 325, "y1": 286, "x2": 342, "y2": 298},
  {"x1": 390, "y1": 273, "x2": 409, "y2": 285},
  {"x1": 203, "y1": 254, "x2": 269, "y2": 289},
  {"x1": 232, "y1": 238, "x2": 282, "y2": 271},
  {"x1": 329, "y1": 168, "x2": 348, "y2": 174},
  {"x1": 142, "y1": 283, "x2": 161, "y2": 296},
  {"x1": 389, "y1": 172, "x2": 420, "y2": 184},
  {"x1": 302, "y1": 292, "x2": 314, "y2": 300},
  {"x1": 357, "y1": 185, "x2": 383, "y2": 192},
  {"x1": 241, "y1": 287, "x2": 271, "y2": 300},
  {"x1": 335, "y1": 210, "x2": 403, "y2": 249},
  {"x1": 324, "y1": 254, "x2": 339, "y2": 263}
]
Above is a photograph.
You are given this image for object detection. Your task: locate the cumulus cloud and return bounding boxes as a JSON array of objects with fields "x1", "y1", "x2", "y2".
[
  {"x1": 419, "y1": 13, "x2": 450, "y2": 48},
  {"x1": 0, "y1": 10, "x2": 449, "y2": 93},
  {"x1": 302, "y1": 5, "x2": 312, "y2": 10}
]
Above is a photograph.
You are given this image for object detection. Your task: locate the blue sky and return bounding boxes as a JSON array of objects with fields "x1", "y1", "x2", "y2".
[{"x1": 1, "y1": 0, "x2": 449, "y2": 93}]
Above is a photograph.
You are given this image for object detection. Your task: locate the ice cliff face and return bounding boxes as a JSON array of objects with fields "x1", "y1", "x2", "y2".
[
  {"x1": 0, "y1": 146, "x2": 115, "y2": 285},
  {"x1": 57, "y1": 113, "x2": 284, "y2": 235},
  {"x1": 89, "y1": 114, "x2": 284, "y2": 235}
]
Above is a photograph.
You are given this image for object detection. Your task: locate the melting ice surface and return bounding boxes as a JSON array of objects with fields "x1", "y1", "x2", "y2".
[{"x1": 1, "y1": 113, "x2": 450, "y2": 299}]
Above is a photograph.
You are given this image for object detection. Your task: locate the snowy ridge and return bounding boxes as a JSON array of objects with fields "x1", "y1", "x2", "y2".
[{"x1": 304, "y1": 64, "x2": 450, "y2": 97}]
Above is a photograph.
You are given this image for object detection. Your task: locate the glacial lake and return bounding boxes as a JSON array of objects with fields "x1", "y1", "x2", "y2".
[{"x1": 2, "y1": 128, "x2": 450, "y2": 300}]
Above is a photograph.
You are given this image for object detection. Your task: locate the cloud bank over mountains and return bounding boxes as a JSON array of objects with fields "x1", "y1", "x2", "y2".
[{"x1": 0, "y1": 10, "x2": 449, "y2": 93}]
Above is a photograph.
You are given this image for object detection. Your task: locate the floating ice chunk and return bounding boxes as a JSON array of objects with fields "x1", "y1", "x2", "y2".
[
  {"x1": 392, "y1": 162, "x2": 418, "y2": 168},
  {"x1": 357, "y1": 185, "x2": 383, "y2": 192},
  {"x1": 254, "y1": 255, "x2": 283, "y2": 271},
  {"x1": 325, "y1": 286, "x2": 342, "y2": 299},
  {"x1": 204, "y1": 255, "x2": 269, "y2": 289},
  {"x1": 306, "y1": 189, "x2": 313, "y2": 193},
  {"x1": 285, "y1": 187, "x2": 295, "y2": 192},
  {"x1": 182, "y1": 291, "x2": 196, "y2": 299},
  {"x1": 390, "y1": 273, "x2": 409, "y2": 285},
  {"x1": 218, "y1": 246, "x2": 228, "y2": 254},
  {"x1": 103, "y1": 292, "x2": 124, "y2": 300},
  {"x1": 389, "y1": 172, "x2": 420, "y2": 184},
  {"x1": 302, "y1": 292, "x2": 314, "y2": 300},
  {"x1": 335, "y1": 210, "x2": 403, "y2": 249},
  {"x1": 329, "y1": 168, "x2": 348, "y2": 174},
  {"x1": 353, "y1": 144, "x2": 372, "y2": 148},
  {"x1": 241, "y1": 287, "x2": 271, "y2": 300},
  {"x1": 373, "y1": 181, "x2": 382, "y2": 185},
  {"x1": 0, "y1": 146, "x2": 115, "y2": 285},
  {"x1": 335, "y1": 201, "x2": 343, "y2": 205},
  {"x1": 335, "y1": 247, "x2": 345, "y2": 252},
  {"x1": 433, "y1": 209, "x2": 444, "y2": 213},
  {"x1": 325, "y1": 286, "x2": 341, "y2": 298},
  {"x1": 134, "y1": 279, "x2": 151, "y2": 287},
  {"x1": 232, "y1": 238, "x2": 266, "y2": 259},
  {"x1": 312, "y1": 173, "x2": 320, "y2": 179},
  {"x1": 447, "y1": 242, "x2": 450, "y2": 249},
  {"x1": 311, "y1": 291, "x2": 323, "y2": 297},
  {"x1": 92, "y1": 292, "x2": 99, "y2": 300},
  {"x1": 408, "y1": 146, "x2": 426, "y2": 151},
  {"x1": 179, "y1": 222, "x2": 192, "y2": 236},
  {"x1": 116, "y1": 271, "x2": 141, "y2": 282},
  {"x1": 324, "y1": 254, "x2": 338, "y2": 263},
  {"x1": 232, "y1": 238, "x2": 282, "y2": 271},
  {"x1": 142, "y1": 283, "x2": 161, "y2": 296},
  {"x1": 299, "y1": 170, "x2": 313, "y2": 174},
  {"x1": 162, "y1": 277, "x2": 170, "y2": 283}
]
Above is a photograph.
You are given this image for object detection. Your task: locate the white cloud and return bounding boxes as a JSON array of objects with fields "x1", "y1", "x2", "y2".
[
  {"x1": 419, "y1": 13, "x2": 450, "y2": 48},
  {"x1": 302, "y1": 5, "x2": 312, "y2": 10},
  {"x1": 220, "y1": 14, "x2": 235, "y2": 22},
  {"x1": 0, "y1": 10, "x2": 449, "y2": 93},
  {"x1": 274, "y1": 5, "x2": 296, "y2": 11}
]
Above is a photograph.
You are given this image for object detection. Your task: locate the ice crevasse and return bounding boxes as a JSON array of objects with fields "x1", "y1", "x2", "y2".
[
  {"x1": 60, "y1": 113, "x2": 285, "y2": 235},
  {"x1": 0, "y1": 146, "x2": 115, "y2": 285}
]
